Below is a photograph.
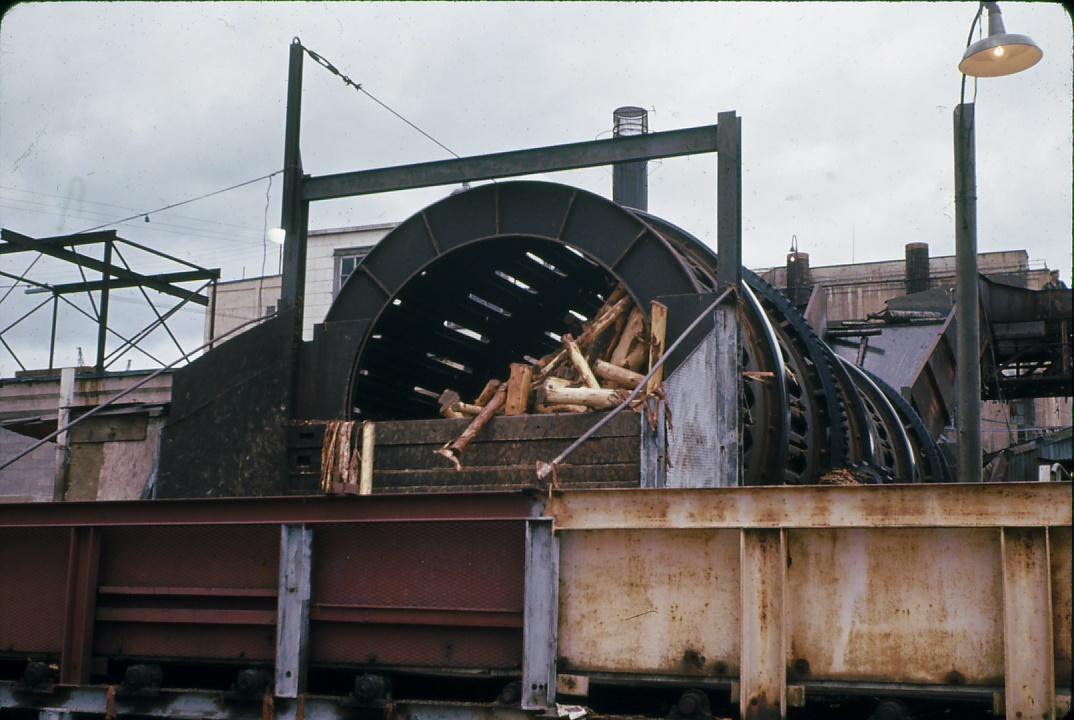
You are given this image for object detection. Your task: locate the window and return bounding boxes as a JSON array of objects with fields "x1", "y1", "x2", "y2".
[{"x1": 333, "y1": 247, "x2": 373, "y2": 297}]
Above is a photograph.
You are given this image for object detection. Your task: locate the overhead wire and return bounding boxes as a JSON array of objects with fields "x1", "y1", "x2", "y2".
[
  {"x1": 0, "y1": 184, "x2": 265, "y2": 233},
  {"x1": 301, "y1": 44, "x2": 461, "y2": 160},
  {"x1": 74, "y1": 170, "x2": 283, "y2": 234}
]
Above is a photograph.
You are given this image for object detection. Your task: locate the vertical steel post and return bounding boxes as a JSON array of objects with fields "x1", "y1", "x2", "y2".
[
  {"x1": 94, "y1": 237, "x2": 112, "y2": 373},
  {"x1": 279, "y1": 38, "x2": 307, "y2": 324},
  {"x1": 954, "y1": 103, "x2": 981, "y2": 483},
  {"x1": 207, "y1": 279, "x2": 217, "y2": 351},
  {"x1": 611, "y1": 106, "x2": 648, "y2": 211},
  {"x1": 716, "y1": 111, "x2": 742, "y2": 486},
  {"x1": 48, "y1": 293, "x2": 59, "y2": 370},
  {"x1": 522, "y1": 519, "x2": 559, "y2": 710},
  {"x1": 59, "y1": 527, "x2": 100, "y2": 686},
  {"x1": 740, "y1": 528, "x2": 786, "y2": 720},
  {"x1": 1000, "y1": 527, "x2": 1055, "y2": 718},
  {"x1": 275, "y1": 524, "x2": 313, "y2": 698}
]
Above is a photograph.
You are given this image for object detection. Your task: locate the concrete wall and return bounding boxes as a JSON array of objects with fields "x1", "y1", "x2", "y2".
[
  {"x1": 202, "y1": 224, "x2": 391, "y2": 345},
  {"x1": 0, "y1": 426, "x2": 52, "y2": 501}
]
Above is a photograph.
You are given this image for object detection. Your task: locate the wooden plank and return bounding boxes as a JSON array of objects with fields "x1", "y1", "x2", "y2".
[
  {"x1": 505, "y1": 364, "x2": 534, "y2": 415},
  {"x1": 377, "y1": 435, "x2": 640, "y2": 471},
  {"x1": 714, "y1": 302, "x2": 741, "y2": 486},
  {"x1": 359, "y1": 422, "x2": 375, "y2": 495},
  {"x1": 664, "y1": 327, "x2": 719, "y2": 488},
  {"x1": 275, "y1": 524, "x2": 313, "y2": 698},
  {"x1": 1001, "y1": 527, "x2": 1055, "y2": 719},
  {"x1": 372, "y1": 463, "x2": 640, "y2": 492},
  {"x1": 522, "y1": 519, "x2": 559, "y2": 710},
  {"x1": 373, "y1": 411, "x2": 639, "y2": 445},
  {"x1": 647, "y1": 301, "x2": 669, "y2": 393}
]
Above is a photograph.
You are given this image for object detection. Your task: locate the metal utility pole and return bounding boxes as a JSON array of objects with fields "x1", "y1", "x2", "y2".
[
  {"x1": 279, "y1": 37, "x2": 307, "y2": 329},
  {"x1": 612, "y1": 106, "x2": 649, "y2": 211},
  {"x1": 954, "y1": 102, "x2": 981, "y2": 483}
]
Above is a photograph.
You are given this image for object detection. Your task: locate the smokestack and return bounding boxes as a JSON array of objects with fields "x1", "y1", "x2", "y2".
[
  {"x1": 786, "y1": 250, "x2": 811, "y2": 306},
  {"x1": 612, "y1": 106, "x2": 648, "y2": 211},
  {"x1": 905, "y1": 242, "x2": 930, "y2": 294}
]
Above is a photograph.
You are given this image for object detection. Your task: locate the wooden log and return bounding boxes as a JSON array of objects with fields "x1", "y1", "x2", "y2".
[
  {"x1": 436, "y1": 385, "x2": 508, "y2": 469},
  {"x1": 594, "y1": 359, "x2": 644, "y2": 389},
  {"x1": 505, "y1": 363, "x2": 534, "y2": 415},
  {"x1": 438, "y1": 389, "x2": 462, "y2": 419},
  {"x1": 610, "y1": 307, "x2": 646, "y2": 366},
  {"x1": 600, "y1": 310, "x2": 630, "y2": 362},
  {"x1": 452, "y1": 401, "x2": 485, "y2": 417},
  {"x1": 647, "y1": 301, "x2": 669, "y2": 393},
  {"x1": 544, "y1": 383, "x2": 629, "y2": 411},
  {"x1": 563, "y1": 334, "x2": 600, "y2": 389},
  {"x1": 359, "y1": 422, "x2": 375, "y2": 495},
  {"x1": 577, "y1": 295, "x2": 632, "y2": 348},
  {"x1": 625, "y1": 341, "x2": 648, "y2": 372},
  {"x1": 473, "y1": 379, "x2": 502, "y2": 406},
  {"x1": 320, "y1": 422, "x2": 338, "y2": 493},
  {"x1": 534, "y1": 402, "x2": 590, "y2": 414}
]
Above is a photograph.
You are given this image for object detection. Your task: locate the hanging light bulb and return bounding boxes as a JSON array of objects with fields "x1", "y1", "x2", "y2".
[{"x1": 959, "y1": 2, "x2": 1042, "y2": 78}]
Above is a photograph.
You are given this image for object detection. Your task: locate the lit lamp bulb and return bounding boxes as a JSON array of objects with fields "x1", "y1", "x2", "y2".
[
  {"x1": 959, "y1": 2, "x2": 1041, "y2": 77},
  {"x1": 267, "y1": 228, "x2": 287, "y2": 245}
]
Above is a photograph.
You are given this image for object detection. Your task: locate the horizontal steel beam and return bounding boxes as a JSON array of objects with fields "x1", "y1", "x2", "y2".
[
  {"x1": 0, "y1": 229, "x2": 213, "y2": 305},
  {"x1": 548, "y1": 483, "x2": 1072, "y2": 530},
  {"x1": 0, "y1": 491, "x2": 537, "y2": 528},
  {"x1": 25, "y1": 269, "x2": 218, "y2": 297},
  {"x1": 0, "y1": 229, "x2": 117, "y2": 255},
  {"x1": 304, "y1": 125, "x2": 719, "y2": 202}
]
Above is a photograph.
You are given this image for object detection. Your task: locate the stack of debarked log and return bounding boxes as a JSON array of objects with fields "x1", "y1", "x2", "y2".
[{"x1": 435, "y1": 285, "x2": 667, "y2": 469}]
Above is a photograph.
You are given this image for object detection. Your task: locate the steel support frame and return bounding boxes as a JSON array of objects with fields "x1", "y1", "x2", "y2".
[{"x1": 548, "y1": 483, "x2": 1071, "y2": 720}]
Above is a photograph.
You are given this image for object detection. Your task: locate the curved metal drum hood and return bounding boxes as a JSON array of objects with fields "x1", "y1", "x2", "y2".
[{"x1": 323, "y1": 180, "x2": 949, "y2": 484}]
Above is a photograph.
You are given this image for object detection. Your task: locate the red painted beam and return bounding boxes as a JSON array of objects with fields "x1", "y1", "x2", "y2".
[{"x1": 0, "y1": 492, "x2": 537, "y2": 528}]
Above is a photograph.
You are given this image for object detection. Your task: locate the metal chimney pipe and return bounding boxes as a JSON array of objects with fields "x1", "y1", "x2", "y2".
[
  {"x1": 612, "y1": 106, "x2": 649, "y2": 211},
  {"x1": 905, "y1": 242, "x2": 930, "y2": 294}
]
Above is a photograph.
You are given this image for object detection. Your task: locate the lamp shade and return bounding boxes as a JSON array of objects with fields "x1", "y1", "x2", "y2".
[{"x1": 959, "y1": 3, "x2": 1042, "y2": 77}]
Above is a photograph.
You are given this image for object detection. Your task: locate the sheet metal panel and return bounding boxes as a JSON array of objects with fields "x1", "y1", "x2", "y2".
[
  {"x1": 557, "y1": 529, "x2": 740, "y2": 678},
  {"x1": 785, "y1": 528, "x2": 1003, "y2": 685}
]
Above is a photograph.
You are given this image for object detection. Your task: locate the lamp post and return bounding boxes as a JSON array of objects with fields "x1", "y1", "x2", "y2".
[{"x1": 954, "y1": 1, "x2": 1042, "y2": 483}]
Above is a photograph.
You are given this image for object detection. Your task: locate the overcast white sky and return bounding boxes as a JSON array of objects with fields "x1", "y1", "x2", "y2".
[{"x1": 0, "y1": 1, "x2": 1070, "y2": 375}]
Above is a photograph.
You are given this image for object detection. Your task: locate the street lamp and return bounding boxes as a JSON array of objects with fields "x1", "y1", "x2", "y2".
[{"x1": 953, "y1": 1, "x2": 1042, "y2": 483}]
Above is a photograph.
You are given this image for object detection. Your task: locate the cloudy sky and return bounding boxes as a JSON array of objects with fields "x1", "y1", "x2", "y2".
[{"x1": 0, "y1": 1, "x2": 1070, "y2": 376}]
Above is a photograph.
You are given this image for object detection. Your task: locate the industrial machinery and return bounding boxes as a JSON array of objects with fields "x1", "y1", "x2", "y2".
[{"x1": 0, "y1": 46, "x2": 1067, "y2": 720}]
